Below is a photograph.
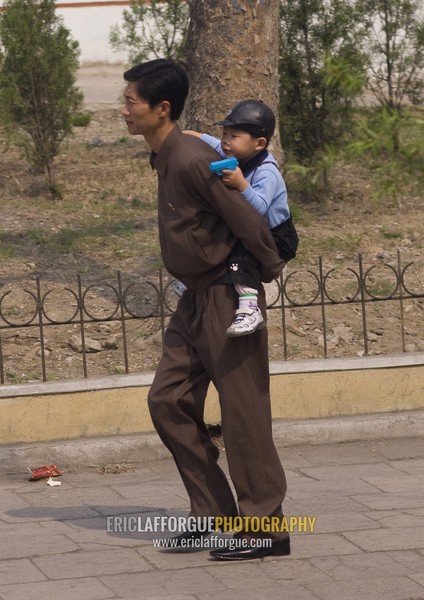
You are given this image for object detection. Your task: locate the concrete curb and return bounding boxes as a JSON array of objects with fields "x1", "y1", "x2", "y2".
[
  {"x1": 2, "y1": 408, "x2": 423, "y2": 474},
  {"x1": 272, "y1": 408, "x2": 424, "y2": 446},
  {"x1": 2, "y1": 353, "x2": 424, "y2": 399}
]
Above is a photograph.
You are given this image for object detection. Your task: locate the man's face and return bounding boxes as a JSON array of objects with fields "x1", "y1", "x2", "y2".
[{"x1": 121, "y1": 81, "x2": 162, "y2": 136}]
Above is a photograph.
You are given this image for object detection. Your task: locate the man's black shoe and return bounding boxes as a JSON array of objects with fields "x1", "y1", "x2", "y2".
[{"x1": 209, "y1": 536, "x2": 291, "y2": 561}]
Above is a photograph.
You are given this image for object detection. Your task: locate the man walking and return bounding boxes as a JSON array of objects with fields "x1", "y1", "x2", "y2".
[{"x1": 122, "y1": 58, "x2": 290, "y2": 560}]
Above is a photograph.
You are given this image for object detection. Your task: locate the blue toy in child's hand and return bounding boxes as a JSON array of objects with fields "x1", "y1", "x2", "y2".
[{"x1": 209, "y1": 157, "x2": 239, "y2": 176}]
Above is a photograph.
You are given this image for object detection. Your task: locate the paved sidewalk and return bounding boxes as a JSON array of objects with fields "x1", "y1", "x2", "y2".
[
  {"x1": 77, "y1": 64, "x2": 124, "y2": 109},
  {"x1": 1, "y1": 437, "x2": 424, "y2": 600}
]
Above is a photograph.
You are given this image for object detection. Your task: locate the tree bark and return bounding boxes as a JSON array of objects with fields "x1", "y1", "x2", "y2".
[{"x1": 185, "y1": 0, "x2": 283, "y2": 165}]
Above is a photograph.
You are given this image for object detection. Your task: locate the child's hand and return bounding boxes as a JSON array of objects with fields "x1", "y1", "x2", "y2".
[{"x1": 221, "y1": 166, "x2": 248, "y2": 193}]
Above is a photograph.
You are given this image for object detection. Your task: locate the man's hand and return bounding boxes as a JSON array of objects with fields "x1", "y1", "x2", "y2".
[{"x1": 221, "y1": 166, "x2": 249, "y2": 193}]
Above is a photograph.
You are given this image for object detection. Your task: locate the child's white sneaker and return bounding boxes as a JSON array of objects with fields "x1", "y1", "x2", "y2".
[
  {"x1": 173, "y1": 281, "x2": 187, "y2": 298},
  {"x1": 226, "y1": 307, "x2": 265, "y2": 337}
]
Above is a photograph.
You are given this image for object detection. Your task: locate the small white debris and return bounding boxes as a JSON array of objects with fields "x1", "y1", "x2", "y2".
[{"x1": 47, "y1": 477, "x2": 62, "y2": 487}]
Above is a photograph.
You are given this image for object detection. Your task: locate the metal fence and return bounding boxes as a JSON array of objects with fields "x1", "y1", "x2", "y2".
[{"x1": 0, "y1": 251, "x2": 423, "y2": 385}]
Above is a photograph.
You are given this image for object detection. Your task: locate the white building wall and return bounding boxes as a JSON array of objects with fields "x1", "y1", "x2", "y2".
[
  {"x1": 0, "y1": 0, "x2": 130, "y2": 64},
  {"x1": 56, "y1": 2, "x2": 128, "y2": 64}
]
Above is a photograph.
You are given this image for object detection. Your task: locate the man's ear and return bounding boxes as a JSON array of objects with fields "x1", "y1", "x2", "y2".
[
  {"x1": 158, "y1": 100, "x2": 171, "y2": 117},
  {"x1": 256, "y1": 136, "x2": 268, "y2": 151}
]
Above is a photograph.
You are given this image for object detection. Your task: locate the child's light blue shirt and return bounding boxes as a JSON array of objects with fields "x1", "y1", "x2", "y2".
[{"x1": 201, "y1": 133, "x2": 290, "y2": 229}]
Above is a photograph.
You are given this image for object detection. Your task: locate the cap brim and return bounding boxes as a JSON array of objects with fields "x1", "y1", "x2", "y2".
[{"x1": 212, "y1": 119, "x2": 234, "y2": 126}]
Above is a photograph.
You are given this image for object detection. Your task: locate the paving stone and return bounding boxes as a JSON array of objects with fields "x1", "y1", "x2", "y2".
[
  {"x1": 18, "y1": 484, "x2": 148, "y2": 510},
  {"x1": 34, "y1": 548, "x2": 152, "y2": 578},
  {"x1": 287, "y1": 477, "x2": 380, "y2": 499},
  {"x1": 260, "y1": 557, "x2": 332, "y2": 582},
  {"x1": 147, "y1": 458, "x2": 185, "y2": 479},
  {"x1": 277, "y1": 447, "x2": 314, "y2": 469},
  {"x1": 305, "y1": 575, "x2": 424, "y2": 600},
  {"x1": 139, "y1": 545, "x2": 220, "y2": 570},
  {"x1": 290, "y1": 533, "x2": 360, "y2": 558},
  {"x1": 0, "y1": 577, "x2": 114, "y2": 600},
  {"x1": 299, "y1": 462, "x2": 399, "y2": 480},
  {"x1": 100, "y1": 568, "x2": 228, "y2": 597},
  {"x1": 388, "y1": 458, "x2": 424, "y2": 475},
  {"x1": 385, "y1": 550, "x2": 424, "y2": 573},
  {"x1": 344, "y1": 526, "x2": 424, "y2": 551},
  {"x1": 0, "y1": 486, "x2": 101, "y2": 522},
  {"x1": 309, "y1": 511, "x2": 382, "y2": 533},
  {"x1": 0, "y1": 521, "x2": 67, "y2": 535},
  {"x1": 291, "y1": 442, "x2": 382, "y2": 466},
  {"x1": 197, "y1": 583, "x2": 318, "y2": 600},
  {"x1": 1, "y1": 503, "x2": 101, "y2": 522},
  {"x1": 283, "y1": 495, "x2": 366, "y2": 516},
  {"x1": 37, "y1": 520, "x2": 78, "y2": 533},
  {"x1": 0, "y1": 477, "x2": 33, "y2": 492},
  {"x1": 95, "y1": 502, "x2": 185, "y2": 516},
  {"x1": 351, "y1": 491, "x2": 424, "y2": 510},
  {"x1": 362, "y1": 438, "x2": 424, "y2": 460},
  {"x1": 107, "y1": 484, "x2": 189, "y2": 511},
  {"x1": 65, "y1": 466, "x2": 158, "y2": 487},
  {"x1": 362, "y1": 509, "x2": 406, "y2": 521},
  {"x1": 0, "y1": 490, "x2": 31, "y2": 513},
  {"x1": 0, "y1": 532, "x2": 79, "y2": 559},
  {"x1": 0, "y1": 559, "x2": 46, "y2": 585},
  {"x1": 67, "y1": 528, "x2": 153, "y2": 549},
  {"x1": 110, "y1": 481, "x2": 187, "y2": 500},
  {"x1": 410, "y1": 573, "x2": 424, "y2": 587},
  {"x1": 117, "y1": 596, "x2": 197, "y2": 600},
  {"x1": 285, "y1": 468, "x2": 314, "y2": 482},
  {"x1": 1, "y1": 438, "x2": 424, "y2": 600},
  {"x1": 310, "y1": 551, "x2": 416, "y2": 580},
  {"x1": 361, "y1": 474, "x2": 424, "y2": 493},
  {"x1": 205, "y1": 561, "x2": 281, "y2": 589},
  {"x1": 369, "y1": 513, "x2": 424, "y2": 528},
  {"x1": 63, "y1": 515, "x2": 108, "y2": 531}
]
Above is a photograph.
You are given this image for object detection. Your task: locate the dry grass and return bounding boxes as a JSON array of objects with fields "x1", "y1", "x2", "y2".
[{"x1": 0, "y1": 108, "x2": 423, "y2": 383}]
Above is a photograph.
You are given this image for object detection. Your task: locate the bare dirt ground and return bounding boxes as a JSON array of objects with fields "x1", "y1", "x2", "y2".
[{"x1": 0, "y1": 67, "x2": 423, "y2": 384}]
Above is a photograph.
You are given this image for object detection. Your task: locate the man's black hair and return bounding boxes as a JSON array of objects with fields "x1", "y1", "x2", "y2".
[{"x1": 124, "y1": 58, "x2": 189, "y2": 121}]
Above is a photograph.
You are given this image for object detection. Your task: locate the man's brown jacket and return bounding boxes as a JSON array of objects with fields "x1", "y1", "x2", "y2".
[{"x1": 152, "y1": 125, "x2": 284, "y2": 293}]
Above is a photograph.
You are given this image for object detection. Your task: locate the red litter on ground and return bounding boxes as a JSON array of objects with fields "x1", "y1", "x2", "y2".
[{"x1": 28, "y1": 465, "x2": 63, "y2": 480}]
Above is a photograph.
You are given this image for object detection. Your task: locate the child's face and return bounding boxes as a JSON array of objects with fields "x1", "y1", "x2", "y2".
[{"x1": 220, "y1": 126, "x2": 266, "y2": 161}]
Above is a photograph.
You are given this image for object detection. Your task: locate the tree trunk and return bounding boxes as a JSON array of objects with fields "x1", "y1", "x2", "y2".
[{"x1": 185, "y1": 0, "x2": 283, "y2": 165}]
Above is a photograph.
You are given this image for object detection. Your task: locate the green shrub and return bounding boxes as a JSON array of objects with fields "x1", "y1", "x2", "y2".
[
  {"x1": 71, "y1": 112, "x2": 92, "y2": 127},
  {"x1": 0, "y1": 0, "x2": 83, "y2": 196}
]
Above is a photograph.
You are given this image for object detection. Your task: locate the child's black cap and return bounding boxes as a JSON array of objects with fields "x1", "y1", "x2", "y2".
[{"x1": 214, "y1": 99, "x2": 276, "y2": 140}]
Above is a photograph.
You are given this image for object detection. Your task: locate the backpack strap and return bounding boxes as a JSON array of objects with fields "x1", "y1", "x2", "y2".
[{"x1": 248, "y1": 160, "x2": 276, "y2": 184}]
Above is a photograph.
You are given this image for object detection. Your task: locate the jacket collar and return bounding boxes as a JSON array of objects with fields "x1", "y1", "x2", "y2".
[
  {"x1": 150, "y1": 124, "x2": 182, "y2": 176},
  {"x1": 239, "y1": 148, "x2": 270, "y2": 177}
]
